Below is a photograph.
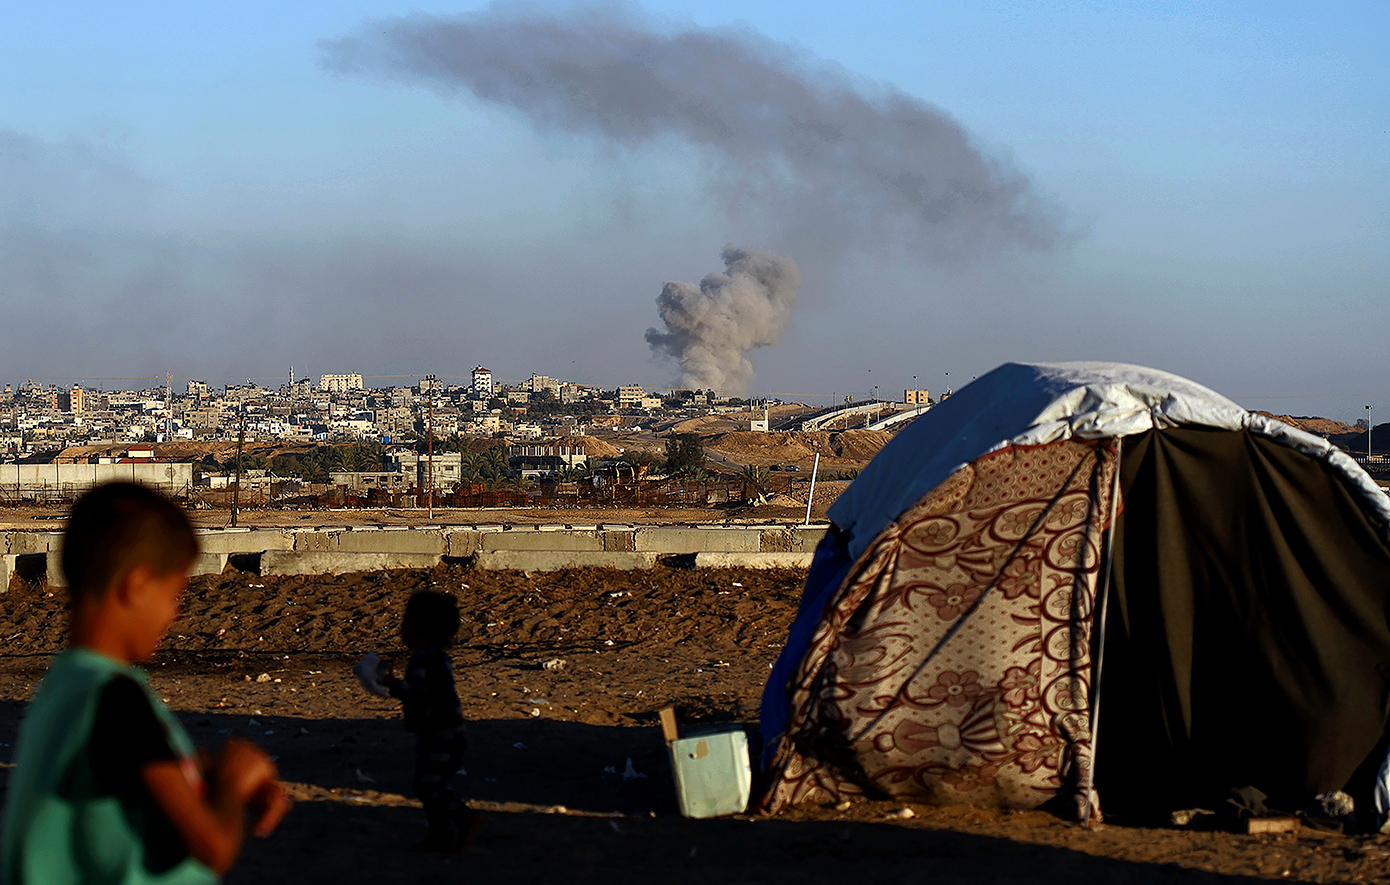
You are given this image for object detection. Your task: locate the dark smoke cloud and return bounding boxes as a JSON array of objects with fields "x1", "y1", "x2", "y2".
[
  {"x1": 320, "y1": 4, "x2": 1066, "y2": 259},
  {"x1": 644, "y1": 247, "x2": 799, "y2": 393}
]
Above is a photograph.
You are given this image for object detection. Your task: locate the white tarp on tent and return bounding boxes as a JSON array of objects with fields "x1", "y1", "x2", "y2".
[{"x1": 829, "y1": 361, "x2": 1388, "y2": 563}]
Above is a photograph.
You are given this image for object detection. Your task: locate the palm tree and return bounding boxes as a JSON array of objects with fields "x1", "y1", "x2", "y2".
[
  {"x1": 457, "y1": 451, "x2": 483, "y2": 481},
  {"x1": 740, "y1": 464, "x2": 770, "y2": 499},
  {"x1": 481, "y1": 445, "x2": 509, "y2": 478}
]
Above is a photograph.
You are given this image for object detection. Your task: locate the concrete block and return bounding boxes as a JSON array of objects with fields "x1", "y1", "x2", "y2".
[
  {"x1": 447, "y1": 531, "x2": 482, "y2": 557},
  {"x1": 634, "y1": 527, "x2": 761, "y2": 553},
  {"x1": 760, "y1": 529, "x2": 792, "y2": 553},
  {"x1": 693, "y1": 552, "x2": 815, "y2": 569},
  {"x1": 198, "y1": 530, "x2": 294, "y2": 555},
  {"x1": 292, "y1": 530, "x2": 339, "y2": 552},
  {"x1": 5, "y1": 532, "x2": 63, "y2": 555},
  {"x1": 481, "y1": 531, "x2": 604, "y2": 552},
  {"x1": 790, "y1": 526, "x2": 828, "y2": 553},
  {"x1": 46, "y1": 550, "x2": 66, "y2": 587},
  {"x1": 261, "y1": 550, "x2": 442, "y2": 577},
  {"x1": 333, "y1": 529, "x2": 446, "y2": 555},
  {"x1": 603, "y1": 531, "x2": 635, "y2": 552},
  {"x1": 474, "y1": 550, "x2": 658, "y2": 571},
  {"x1": 188, "y1": 553, "x2": 229, "y2": 577}
]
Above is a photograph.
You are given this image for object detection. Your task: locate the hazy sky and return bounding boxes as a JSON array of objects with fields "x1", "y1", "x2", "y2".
[{"x1": 1, "y1": 2, "x2": 1386, "y2": 419}]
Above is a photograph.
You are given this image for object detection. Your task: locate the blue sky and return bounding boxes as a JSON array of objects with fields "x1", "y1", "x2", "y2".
[{"x1": 1, "y1": 1, "x2": 1386, "y2": 418}]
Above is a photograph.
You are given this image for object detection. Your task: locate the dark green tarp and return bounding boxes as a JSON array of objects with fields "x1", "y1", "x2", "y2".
[{"x1": 1100, "y1": 428, "x2": 1390, "y2": 814}]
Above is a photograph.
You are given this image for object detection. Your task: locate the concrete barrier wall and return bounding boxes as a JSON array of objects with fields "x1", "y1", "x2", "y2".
[{"x1": 1, "y1": 523, "x2": 827, "y2": 587}]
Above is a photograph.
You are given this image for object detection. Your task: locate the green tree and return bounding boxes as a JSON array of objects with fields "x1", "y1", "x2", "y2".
[
  {"x1": 740, "y1": 464, "x2": 770, "y2": 497},
  {"x1": 664, "y1": 433, "x2": 706, "y2": 474}
]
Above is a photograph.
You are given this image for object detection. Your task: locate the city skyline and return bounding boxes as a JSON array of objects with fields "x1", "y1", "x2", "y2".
[{"x1": 2, "y1": 3, "x2": 1386, "y2": 421}]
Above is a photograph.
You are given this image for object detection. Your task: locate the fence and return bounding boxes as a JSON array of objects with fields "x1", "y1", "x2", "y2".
[
  {"x1": 0, "y1": 462, "x2": 195, "y2": 504},
  {"x1": 317, "y1": 475, "x2": 803, "y2": 510}
]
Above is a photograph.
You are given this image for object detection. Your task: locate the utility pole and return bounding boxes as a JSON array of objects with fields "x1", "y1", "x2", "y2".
[
  {"x1": 426, "y1": 374, "x2": 436, "y2": 519},
  {"x1": 231, "y1": 405, "x2": 246, "y2": 527},
  {"x1": 1367, "y1": 405, "x2": 1374, "y2": 462}
]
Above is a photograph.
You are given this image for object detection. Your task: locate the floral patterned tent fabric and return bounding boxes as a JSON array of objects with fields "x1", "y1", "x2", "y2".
[{"x1": 764, "y1": 438, "x2": 1117, "y2": 813}]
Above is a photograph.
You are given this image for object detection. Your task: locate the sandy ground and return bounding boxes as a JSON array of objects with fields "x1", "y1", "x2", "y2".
[{"x1": 5, "y1": 564, "x2": 1390, "y2": 884}]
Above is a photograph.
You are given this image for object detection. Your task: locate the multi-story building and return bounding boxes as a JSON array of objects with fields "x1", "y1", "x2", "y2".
[
  {"x1": 471, "y1": 367, "x2": 493, "y2": 399},
  {"x1": 319, "y1": 373, "x2": 364, "y2": 394},
  {"x1": 387, "y1": 449, "x2": 464, "y2": 490},
  {"x1": 905, "y1": 389, "x2": 930, "y2": 405},
  {"x1": 617, "y1": 385, "x2": 645, "y2": 409},
  {"x1": 55, "y1": 387, "x2": 84, "y2": 413},
  {"x1": 526, "y1": 374, "x2": 560, "y2": 397}
]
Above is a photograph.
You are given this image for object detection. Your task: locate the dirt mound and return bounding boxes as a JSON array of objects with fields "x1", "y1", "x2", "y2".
[
  {"x1": 706, "y1": 429, "x2": 890, "y2": 465},
  {"x1": 1256, "y1": 413, "x2": 1360, "y2": 437},
  {"x1": 707, "y1": 431, "x2": 816, "y2": 460},
  {"x1": 671, "y1": 404, "x2": 813, "y2": 436},
  {"x1": 52, "y1": 440, "x2": 336, "y2": 464},
  {"x1": 830, "y1": 429, "x2": 892, "y2": 460}
]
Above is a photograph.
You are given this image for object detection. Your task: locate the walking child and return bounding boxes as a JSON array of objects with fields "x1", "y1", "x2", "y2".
[
  {"x1": 379, "y1": 590, "x2": 479, "y2": 852},
  {"x1": 1, "y1": 481, "x2": 290, "y2": 884}
]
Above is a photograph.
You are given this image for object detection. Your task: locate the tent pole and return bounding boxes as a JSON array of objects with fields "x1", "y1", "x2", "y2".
[
  {"x1": 804, "y1": 453, "x2": 820, "y2": 526},
  {"x1": 1082, "y1": 439, "x2": 1123, "y2": 828}
]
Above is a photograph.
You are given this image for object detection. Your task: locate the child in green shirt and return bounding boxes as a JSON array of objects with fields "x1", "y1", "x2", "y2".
[{"x1": 1, "y1": 482, "x2": 289, "y2": 884}]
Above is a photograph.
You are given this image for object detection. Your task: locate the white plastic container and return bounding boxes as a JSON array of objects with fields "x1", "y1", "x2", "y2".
[{"x1": 668, "y1": 727, "x2": 752, "y2": 819}]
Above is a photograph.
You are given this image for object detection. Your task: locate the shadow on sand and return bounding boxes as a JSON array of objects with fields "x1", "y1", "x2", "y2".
[
  {"x1": 134, "y1": 707, "x2": 1323, "y2": 885},
  {"x1": 0, "y1": 700, "x2": 1333, "y2": 885}
]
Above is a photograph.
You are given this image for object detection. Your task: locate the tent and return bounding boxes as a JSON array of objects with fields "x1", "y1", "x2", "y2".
[{"x1": 760, "y1": 362, "x2": 1390, "y2": 819}]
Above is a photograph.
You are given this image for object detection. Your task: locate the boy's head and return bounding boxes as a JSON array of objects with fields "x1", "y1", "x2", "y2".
[
  {"x1": 400, "y1": 591, "x2": 460, "y2": 649},
  {"x1": 63, "y1": 482, "x2": 199, "y2": 603}
]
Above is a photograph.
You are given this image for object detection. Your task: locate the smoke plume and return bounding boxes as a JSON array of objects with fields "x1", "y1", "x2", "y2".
[
  {"x1": 321, "y1": 5, "x2": 1065, "y2": 258},
  {"x1": 644, "y1": 247, "x2": 799, "y2": 393}
]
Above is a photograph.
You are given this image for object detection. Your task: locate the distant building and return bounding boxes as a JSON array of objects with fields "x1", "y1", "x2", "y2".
[
  {"x1": 387, "y1": 449, "x2": 464, "y2": 490},
  {"x1": 472, "y1": 367, "x2": 494, "y2": 399},
  {"x1": 905, "y1": 389, "x2": 930, "y2": 405},
  {"x1": 618, "y1": 385, "x2": 645, "y2": 409},
  {"x1": 508, "y1": 442, "x2": 589, "y2": 477},
  {"x1": 186, "y1": 380, "x2": 211, "y2": 399},
  {"x1": 55, "y1": 387, "x2": 84, "y2": 413},
  {"x1": 329, "y1": 471, "x2": 410, "y2": 494},
  {"x1": 559, "y1": 383, "x2": 592, "y2": 404},
  {"x1": 748, "y1": 408, "x2": 770, "y2": 433},
  {"x1": 526, "y1": 373, "x2": 560, "y2": 397},
  {"x1": 319, "y1": 373, "x2": 364, "y2": 393}
]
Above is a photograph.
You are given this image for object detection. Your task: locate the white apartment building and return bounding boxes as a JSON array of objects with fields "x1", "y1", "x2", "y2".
[
  {"x1": 472, "y1": 367, "x2": 493, "y2": 399},
  {"x1": 319, "y1": 373, "x2": 364, "y2": 393}
]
